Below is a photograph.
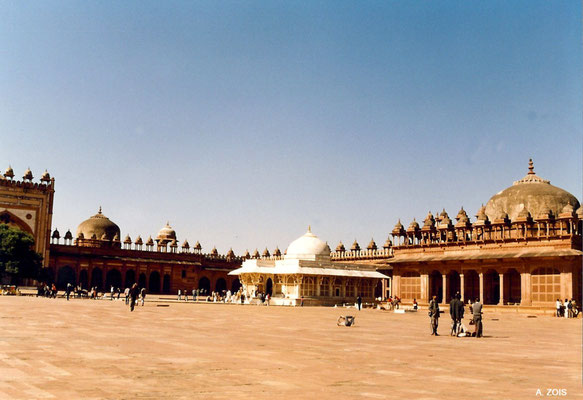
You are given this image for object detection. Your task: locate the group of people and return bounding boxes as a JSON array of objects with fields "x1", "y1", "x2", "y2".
[
  {"x1": 36, "y1": 283, "x2": 57, "y2": 298},
  {"x1": 385, "y1": 295, "x2": 401, "y2": 310},
  {"x1": 428, "y1": 293, "x2": 483, "y2": 337},
  {"x1": 556, "y1": 298, "x2": 579, "y2": 318}
]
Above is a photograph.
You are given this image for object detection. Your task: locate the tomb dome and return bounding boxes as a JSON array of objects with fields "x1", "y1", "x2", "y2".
[
  {"x1": 285, "y1": 226, "x2": 331, "y2": 261},
  {"x1": 485, "y1": 159, "x2": 580, "y2": 221},
  {"x1": 76, "y1": 207, "x2": 120, "y2": 241}
]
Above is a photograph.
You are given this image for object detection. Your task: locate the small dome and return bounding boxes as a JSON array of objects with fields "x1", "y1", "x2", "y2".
[
  {"x1": 194, "y1": 241, "x2": 202, "y2": 250},
  {"x1": 182, "y1": 239, "x2": 190, "y2": 249},
  {"x1": 367, "y1": 238, "x2": 377, "y2": 250},
  {"x1": 350, "y1": 240, "x2": 361, "y2": 252},
  {"x1": 210, "y1": 246, "x2": 218, "y2": 256},
  {"x1": 4, "y1": 165, "x2": 14, "y2": 179},
  {"x1": 157, "y1": 222, "x2": 177, "y2": 242},
  {"x1": 407, "y1": 218, "x2": 419, "y2": 231},
  {"x1": 135, "y1": 235, "x2": 143, "y2": 245},
  {"x1": 124, "y1": 234, "x2": 132, "y2": 244},
  {"x1": 422, "y1": 211, "x2": 435, "y2": 228},
  {"x1": 252, "y1": 248, "x2": 260, "y2": 258},
  {"x1": 22, "y1": 167, "x2": 33, "y2": 181},
  {"x1": 392, "y1": 219, "x2": 405, "y2": 236},
  {"x1": 51, "y1": 228, "x2": 60, "y2": 239},
  {"x1": 485, "y1": 159, "x2": 580, "y2": 221},
  {"x1": 473, "y1": 205, "x2": 490, "y2": 226},
  {"x1": 226, "y1": 248, "x2": 235, "y2": 258},
  {"x1": 77, "y1": 232, "x2": 85, "y2": 240},
  {"x1": 262, "y1": 247, "x2": 270, "y2": 257},
  {"x1": 576, "y1": 205, "x2": 583, "y2": 219},
  {"x1": 285, "y1": 226, "x2": 331, "y2": 260},
  {"x1": 76, "y1": 207, "x2": 121, "y2": 243},
  {"x1": 40, "y1": 170, "x2": 51, "y2": 182},
  {"x1": 113, "y1": 233, "x2": 120, "y2": 242},
  {"x1": 273, "y1": 246, "x2": 282, "y2": 257},
  {"x1": 243, "y1": 249, "x2": 251, "y2": 259},
  {"x1": 383, "y1": 237, "x2": 392, "y2": 249},
  {"x1": 146, "y1": 236, "x2": 154, "y2": 246},
  {"x1": 335, "y1": 241, "x2": 346, "y2": 252},
  {"x1": 64, "y1": 230, "x2": 73, "y2": 240}
]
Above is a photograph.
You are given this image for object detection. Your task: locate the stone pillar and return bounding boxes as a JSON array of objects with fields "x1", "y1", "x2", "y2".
[
  {"x1": 520, "y1": 271, "x2": 532, "y2": 306},
  {"x1": 498, "y1": 273, "x2": 504, "y2": 305},
  {"x1": 479, "y1": 272, "x2": 484, "y2": 304},
  {"x1": 460, "y1": 273, "x2": 465, "y2": 302},
  {"x1": 421, "y1": 273, "x2": 429, "y2": 302},
  {"x1": 392, "y1": 275, "x2": 400, "y2": 298},
  {"x1": 442, "y1": 273, "x2": 447, "y2": 304}
]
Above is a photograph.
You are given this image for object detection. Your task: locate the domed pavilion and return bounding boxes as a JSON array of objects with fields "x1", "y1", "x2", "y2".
[{"x1": 229, "y1": 227, "x2": 388, "y2": 306}]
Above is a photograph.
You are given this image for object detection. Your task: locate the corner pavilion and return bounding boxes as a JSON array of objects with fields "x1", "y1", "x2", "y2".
[{"x1": 229, "y1": 227, "x2": 389, "y2": 306}]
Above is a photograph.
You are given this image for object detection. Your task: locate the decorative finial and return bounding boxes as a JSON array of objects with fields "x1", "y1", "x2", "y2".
[
  {"x1": 528, "y1": 158, "x2": 535, "y2": 175},
  {"x1": 307, "y1": 225, "x2": 311, "y2": 233},
  {"x1": 98, "y1": 206, "x2": 102, "y2": 214}
]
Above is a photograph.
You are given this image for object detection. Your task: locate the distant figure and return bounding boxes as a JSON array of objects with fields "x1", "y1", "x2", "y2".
[
  {"x1": 192, "y1": 289, "x2": 196, "y2": 301},
  {"x1": 471, "y1": 298, "x2": 483, "y2": 337},
  {"x1": 356, "y1": 296, "x2": 362, "y2": 311},
  {"x1": 300, "y1": 296, "x2": 304, "y2": 307},
  {"x1": 556, "y1": 298, "x2": 562, "y2": 317},
  {"x1": 124, "y1": 287, "x2": 130, "y2": 305},
  {"x1": 110, "y1": 285, "x2": 114, "y2": 300},
  {"x1": 66, "y1": 283, "x2": 72, "y2": 301},
  {"x1": 412, "y1": 298, "x2": 418, "y2": 310},
  {"x1": 184, "y1": 290, "x2": 188, "y2": 302},
  {"x1": 129, "y1": 283, "x2": 139, "y2": 312},
  {"x1": 265, "y1": 293, "x2": 270, "y2": 306},
  {"x1": 564, "y1": 299, "x2": 570, "y2": 319},
  {"x1": 140, "y1": 287, "x2": 146, "y2": 306},
  {"x1": 449, "y1": 293, "x2": 464, "y2": 336},
  {"x1": 177, "y1": 289, "x2": 181, "y2": 301},
  {"x1": 429, "y1": 295, "x2": 440, "y2": 336}
]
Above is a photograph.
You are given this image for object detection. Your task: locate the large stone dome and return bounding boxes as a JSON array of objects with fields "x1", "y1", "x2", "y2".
[
  {"x1": 285, "y1": 227, "x2": 331, "y2": 261},
  {"x1": 76, "y1": 207, "x2": 121, "y2": 241},
  {"x1": 485, "y1": 160, "x2": 580, "y2": 221}
]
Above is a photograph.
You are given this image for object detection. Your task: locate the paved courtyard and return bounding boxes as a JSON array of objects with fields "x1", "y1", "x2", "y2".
[{"x1": 0, "y1": 296, "x2": 581, "y2": 399}]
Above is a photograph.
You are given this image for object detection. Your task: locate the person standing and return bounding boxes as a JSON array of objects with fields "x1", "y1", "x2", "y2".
[
  {"x1": 556, "y1": 298, "x2": 562, "y2": 317},
  {"x1": 129, "y1": 283, "x2": 139, "y2": 312},
  {"x1": 177, "y1": 289, "x2": 181, "y2": 301},
  {"x1": 357, "y1": 295, "x2": 362, "y2": 311},
  {"x1": 429, "y1": 295, "x2": 440, "y2": 336},
  {"x1": 471, "y1": 298, "x2": 483, "y2": 337},
  {"x1": 124, "y1": 287, "x2": 130, "y2": 305},
  {"x1": 450, "y1": 293, "x2": 464, "y2": 336},
  {"x1": 140, "y1": 287, "x2": 146, "y2": 306},
  {"x1": 65, "y1": 283, "x2": 72, "y2": 301},
  {"x1": 110, "y1": 285, "x2": 114, "y2": 300}
]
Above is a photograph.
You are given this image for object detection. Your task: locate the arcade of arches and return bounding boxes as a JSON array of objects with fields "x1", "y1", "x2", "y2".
[
  {"x1": 49, "y1": 245, "x2": 241, "y2": 294},
  {"x1": 392, "y1": 259, "x2": 579, "y2": 306}
]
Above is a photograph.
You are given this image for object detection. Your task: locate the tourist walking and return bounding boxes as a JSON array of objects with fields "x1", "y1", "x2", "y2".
[
  {"x1": 140, "y1": 287, "x2": 146, "y2": 306},
  {"x1": 129, "y1": 283, "x2": 139, "y2": 312},
  {"x1": 429, "y1": 295, "x2": 440, "y2": 336},
  {"x1": 124, "y1": 287, "x2": 130, "y2": 305},
  {"x1": 357, "y1": 295, "x2": 362, "y2": 311},
  {"x1": 471, "y1": 298, "x2": 483, "y2": 337}
]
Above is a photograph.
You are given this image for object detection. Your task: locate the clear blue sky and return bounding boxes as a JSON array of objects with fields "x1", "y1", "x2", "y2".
[{"x1": 1, "y1": 1, "x2": 581, "y2": 254}]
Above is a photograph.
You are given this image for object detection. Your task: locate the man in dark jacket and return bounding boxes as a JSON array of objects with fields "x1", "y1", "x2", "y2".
[
  {"x1": 129, "y1": 283, "x2": 139, "y2": 312},
  {"x1": 429, "y1": 295, "x2": 440, "y2": 336},
  {"x1": 449, "y1": 292, "x2": 464, "y2": 336}
]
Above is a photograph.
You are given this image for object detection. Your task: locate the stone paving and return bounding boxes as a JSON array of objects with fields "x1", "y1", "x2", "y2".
[{"x1": 0, "y1": 296, "x2": 581, "y2": 399}]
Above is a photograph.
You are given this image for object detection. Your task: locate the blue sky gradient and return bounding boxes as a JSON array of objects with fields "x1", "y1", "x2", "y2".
[{"x1": 1, "y1": 1, "x2": 581, "y2": 253}]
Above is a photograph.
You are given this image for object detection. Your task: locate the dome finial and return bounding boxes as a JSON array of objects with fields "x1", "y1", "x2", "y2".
[
  {"x1": 528, "y1": 158, "x2": 535, "y2": 175},
  {"x1": 98, "y1": 206, "x2": 102, "y2": 214},
  {"x1": 307, "y1": 225, "x2": 311, "y2": 233}
]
